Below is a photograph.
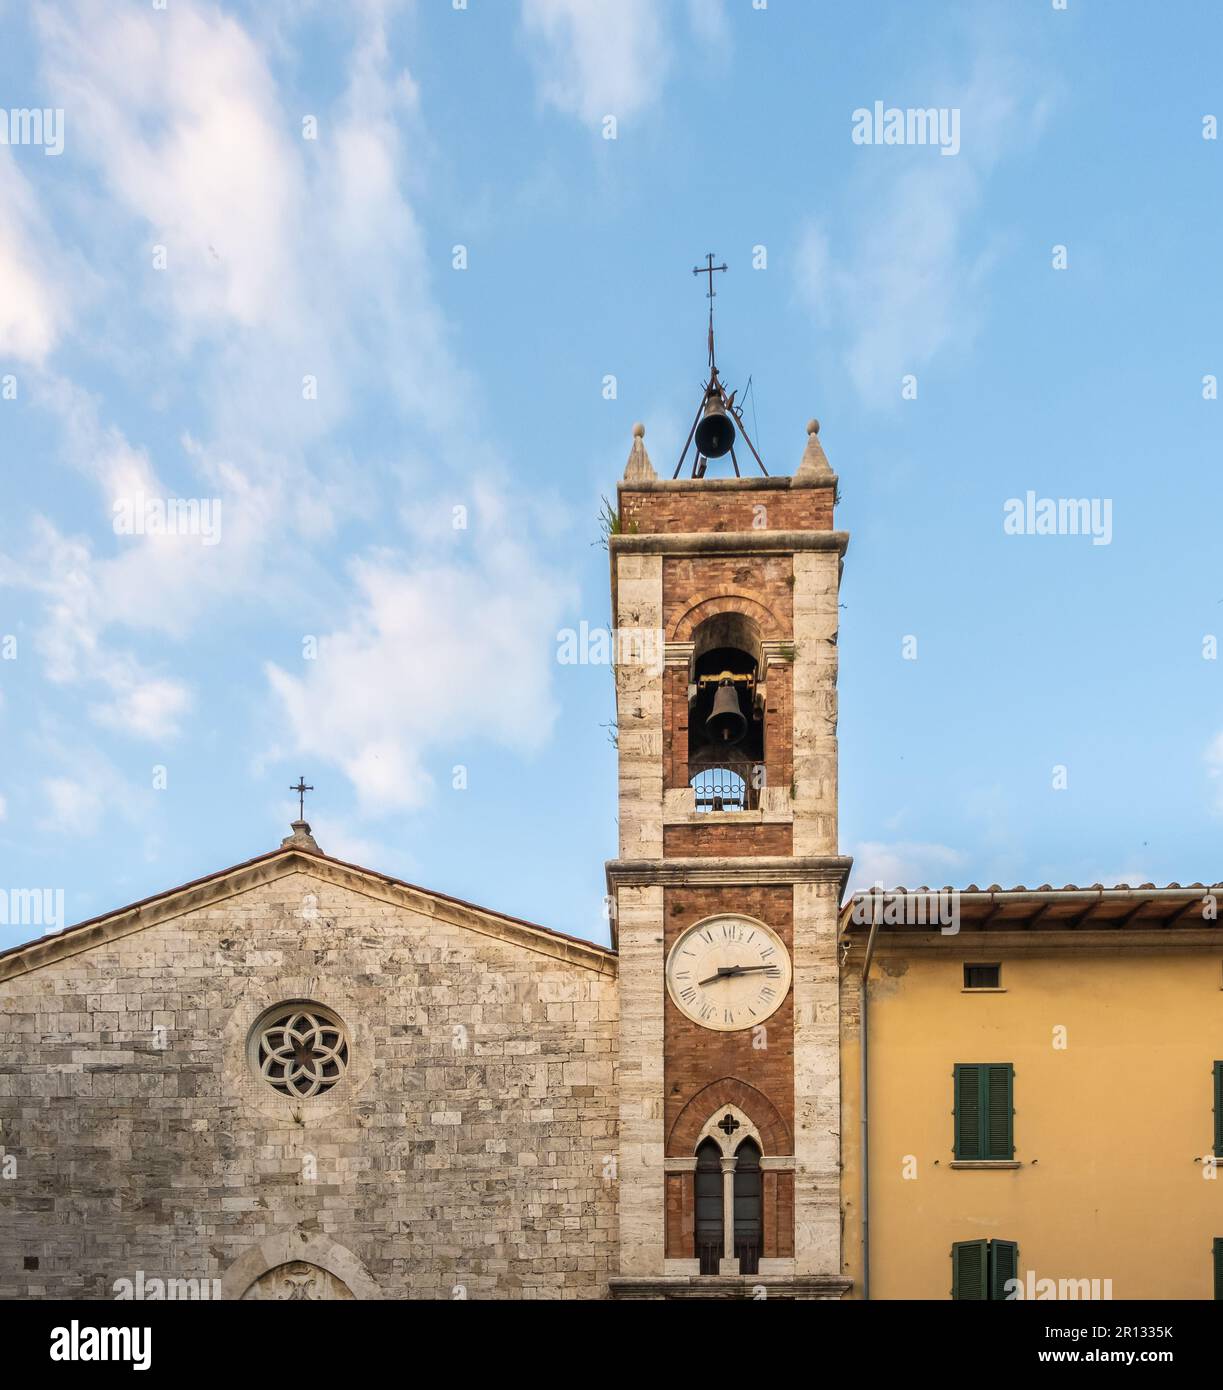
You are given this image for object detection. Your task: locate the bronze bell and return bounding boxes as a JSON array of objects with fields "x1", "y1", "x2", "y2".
[
  {"x1": 706, "y1": 679, "x2": 747, "y2": 745},
  {"x1": 694, "y1": 390, "x2": 736, "y2": 459}
]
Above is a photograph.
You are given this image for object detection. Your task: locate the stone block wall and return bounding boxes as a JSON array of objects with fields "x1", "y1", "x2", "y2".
[{"x1": 0, "y1": 867, "x2": 619, "y2": 1299}]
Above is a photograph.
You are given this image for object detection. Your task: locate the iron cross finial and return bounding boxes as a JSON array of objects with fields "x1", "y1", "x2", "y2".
[
  {"x1": 692, "y1": 252, "x2": 728, "y2": 300},
  {"x1": 693, "y1": 253, "x2": 729, "y2": 374},
  {"x1": 290, "y1": 776, "x2": 314, "y2": 820}
]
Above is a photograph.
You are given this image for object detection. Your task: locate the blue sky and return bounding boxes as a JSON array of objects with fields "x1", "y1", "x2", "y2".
[{"x1": 2, "y1": 0, "x2": 1222, "y2": 953}]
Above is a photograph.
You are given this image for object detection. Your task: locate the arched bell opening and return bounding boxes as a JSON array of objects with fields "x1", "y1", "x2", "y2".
[{"x1": 687, "y1": 613, "x2": 764, "y2": 800}]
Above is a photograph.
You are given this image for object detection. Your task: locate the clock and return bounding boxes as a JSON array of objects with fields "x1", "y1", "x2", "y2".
[{"x1": 664, "y1": 914, "x2": 792, "y2": 1032}]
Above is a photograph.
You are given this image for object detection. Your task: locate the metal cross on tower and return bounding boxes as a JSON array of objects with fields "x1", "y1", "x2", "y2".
[
  {"x1": 674, "y1": 253, "x2": 769, "y2": 480},
  {"x1": 290, "y1": 776, "x2": 314, "y2": 821},
  {"x1": 692, "y1": 253, "x2": 728, "y2": 370}
]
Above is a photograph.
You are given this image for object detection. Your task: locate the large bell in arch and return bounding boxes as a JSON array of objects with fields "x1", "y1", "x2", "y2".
[
  {"x1": 694, "y1": 389, "x2": 736, "y2": 459},
  {"x1": 706, "y1": 679, "x2": 747, "y2": 746}
]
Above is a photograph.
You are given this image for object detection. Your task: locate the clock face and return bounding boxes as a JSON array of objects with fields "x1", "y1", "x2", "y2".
[{"x1": 665, "y1": 914, "x2": 792, "y2": 1032}]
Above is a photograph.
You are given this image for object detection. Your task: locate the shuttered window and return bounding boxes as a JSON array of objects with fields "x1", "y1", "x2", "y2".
[
  {"x1": 989, "y1": 1240, "x2": 1019, "y2": 1301},
  {"x1": 952, "y1": 1239, "x2": 1019, "y2": 1300},
  {"x1": 954, "y1": 1063, "x2": 1014, "y2": 1160},
  {"x1": 951, "y1": 1240, "x2": 988, "y2": 1300},
  {"x1": 1214, "y1": 1062, "x2": 1223, "y2": 1159}
]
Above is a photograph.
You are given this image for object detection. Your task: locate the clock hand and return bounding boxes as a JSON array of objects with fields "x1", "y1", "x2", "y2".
[
  {"x1": 695, "y1": 965, "x2": 775, "y2": 986},
  {"x1": 696, "y1": 966, "x2": 740, "y2": 986}
]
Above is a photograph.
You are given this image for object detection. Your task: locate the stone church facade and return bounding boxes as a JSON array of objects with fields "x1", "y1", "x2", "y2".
[
  {"x1": 0, "y1": 842, "x2": 618, "y2": 1299},
  {"x1": 3, "y1": 417, "x2": 1220, "y2": 1300}
]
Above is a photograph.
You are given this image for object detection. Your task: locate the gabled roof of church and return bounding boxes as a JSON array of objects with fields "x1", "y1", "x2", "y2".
[{"x1": 0, "y1": 823, "x2": 616, "y2": 983}]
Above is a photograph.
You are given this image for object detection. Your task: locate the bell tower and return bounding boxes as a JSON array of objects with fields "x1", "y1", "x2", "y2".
[{"x1": 606, "y1": 283, "x2": 851, "y2": 1298}]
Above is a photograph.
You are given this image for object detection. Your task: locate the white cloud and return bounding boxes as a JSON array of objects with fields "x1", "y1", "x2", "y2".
[
  {"x1": 685, "y1": 0, "x2": 729, "y2": 49},
  {"x1": 303, "y1": 815, "x2": 413, "y2": 877},
  {"x1": 266, "y1": 497, "x2": 575, "y2": 815},
  {"x1": 90, "y1": 673, "x2": 192, "y2": 742},
  {"x1": 3, "y1": 0, "x2": 568, "y2": 810},
  {"x1": 36, "y1": 0, "x2": 465, "y2": 448},
  {"x1": 0, "y1": 388, "x2": 260, "y2": 741},
  {"x1": 797, "y1": 47, "x2": 1053, "y2": 405},
  {"x1": 0, "y1": 150, "x2": 67, "y2": 362},
  {"x1": 520, "y1": 0, "x2": 670, "y2": 126},
  {"x1": 41, "y1": 775, "x2": 105, "y2": 837},
  {"x1": 0, "y1": 792, "x2": 7, "y2": 820},
  {"x1": 850, "y1": 840, "x2": 968, "y2": 893},
  {"x1": 38, "y1": 1, "x2": 300, "y2": 339}
]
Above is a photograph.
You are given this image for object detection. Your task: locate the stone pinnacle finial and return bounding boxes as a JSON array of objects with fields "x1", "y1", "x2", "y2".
[
  {"x1": 281, "y1": 820, "x2": 321, "y2": 853},
  {"x1": 624, "y1": 421, "x2": 657, "y2": 481},
  {"x1": 794, "y1": 416, "x2": 834, "y2": 485}
]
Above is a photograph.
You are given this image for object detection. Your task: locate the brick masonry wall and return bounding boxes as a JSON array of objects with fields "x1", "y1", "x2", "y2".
[
  {"x1": 663, "y1": 823, "x2": 793, "y2": 858},
  {"x1": 763, "y1": 661, "x2": 794, "y2": 796},
  {"x1": 621, "y1": 486, "x2": 833, "y2": 535},
  {"x1": 663, "y1": 556, "x2": 793, "y2": 638},
  {"x1": 763, "y1": 1171, "x2": 795, "y2": 1258},
  {"x1": 664, "y1": 1171, "x2": 695, "y2": 1258},
  {"x1": 0, "y1": 870, "x2": 619, "y2": 1300},
  {"x1": 662, "y1": 886, "x2": 794, "y2": 1155}
]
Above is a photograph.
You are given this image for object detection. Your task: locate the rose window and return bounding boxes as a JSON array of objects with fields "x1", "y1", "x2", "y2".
[{"x1": 253, "y1": 1006, "x2": 349, "y2": 1098}]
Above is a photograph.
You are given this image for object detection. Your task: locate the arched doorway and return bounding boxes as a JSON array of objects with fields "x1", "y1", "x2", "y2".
[{"x1": 220, "y1": 1231, "x2": 382, "y2": 1301}]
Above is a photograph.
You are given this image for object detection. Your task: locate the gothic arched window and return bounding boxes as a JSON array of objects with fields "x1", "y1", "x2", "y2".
[
  {"x1": 733, "y1": 1138, "x2": 763, "y2": 1275},
  {"x1": 694, "y1": 1138, "x2": 724, "y2": 1274}
]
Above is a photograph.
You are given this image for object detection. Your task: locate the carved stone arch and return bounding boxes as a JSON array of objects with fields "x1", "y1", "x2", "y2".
[
  {"x1": 692, "y1": 1103, "x2": 763, "y2": 1158},
  {"x1": 221, "y1": 1229, "x2": 383, "y2": 1301},
  {"x1": 670, "y1": 591, "x2": 784, "y2": 646},
  {"x1": 668, "y1": 1077, "x2": 793, "y2": 1157}
]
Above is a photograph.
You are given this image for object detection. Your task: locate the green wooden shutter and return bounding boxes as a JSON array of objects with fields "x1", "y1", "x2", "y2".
[
  {"x1": 1214, "y1": 1063, "x2": 1223, "y2": 1159},
  {"x1": 1214, "y1": 1238, "x2": 1223, "y2": 1301},
  {"x1": 986, "y1": 1064, "x2": 1015, "y2": 1160},
  {"x1": 954, "y1": 1064, "x2": 982, "y2": 1159},
  {"x1": 990, "y1": 1240, "x2": 1019, "y2": 1300},
  {"x1": 952, "y1": 1240, "x2": 989, "y2": 1300}
]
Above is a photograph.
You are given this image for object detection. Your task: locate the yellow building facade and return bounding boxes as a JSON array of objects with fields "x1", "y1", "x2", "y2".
[{"x1": 839, "y1": 886, "x2": 1223, "y2": 1299}]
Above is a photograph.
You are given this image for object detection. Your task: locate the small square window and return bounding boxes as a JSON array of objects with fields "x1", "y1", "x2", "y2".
[
  {"x1": 23, "y1": 1256, "x2": 38, "y2": 1271},
  {"x1": 964, "y1": 963, "x2": 1001, "y2": 990}
]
